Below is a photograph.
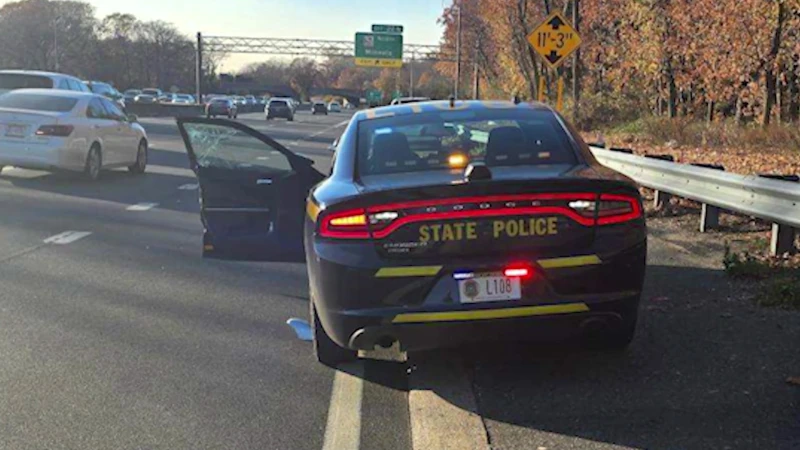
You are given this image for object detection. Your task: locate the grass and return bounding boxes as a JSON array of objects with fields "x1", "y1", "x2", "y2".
[{"x1": 723, "y1": 245, "x2": 800, "y2": 310}]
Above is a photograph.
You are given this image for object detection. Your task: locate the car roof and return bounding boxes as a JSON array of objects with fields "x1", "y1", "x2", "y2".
[
  {"x1": 355, "y1": 100, "x2": 553, "y2": 122},
  {"x1": 7, "y1": 88, "x2": 96, "y2": 99},
  {"x1": 0, "y1": 70, "x2": 79, "y2": 79}
]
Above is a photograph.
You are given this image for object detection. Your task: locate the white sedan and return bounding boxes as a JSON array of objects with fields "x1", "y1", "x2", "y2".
[{"x1": 0, "y1": 89, "x2": 148, "y2": 180}]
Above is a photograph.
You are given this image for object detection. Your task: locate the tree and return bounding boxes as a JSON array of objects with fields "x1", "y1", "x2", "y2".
[{"x1": 288, "y1": 58, "x2": 319, "y2": 101}]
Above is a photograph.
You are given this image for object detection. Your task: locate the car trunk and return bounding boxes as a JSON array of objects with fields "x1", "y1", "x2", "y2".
[
  {"x1": 0, "y1": 108, "x2": 66, "y2": 142},
  {"x1": 319, "y1": 166, "x2": 641, "y2": 261}
]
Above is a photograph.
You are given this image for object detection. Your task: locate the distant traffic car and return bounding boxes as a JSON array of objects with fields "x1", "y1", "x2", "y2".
[
  {"x1": 312, "y1": 102, "x2": 328, "y2": 115},
  {"x1": 134, "y1": 88, "x2": 161, "y2": 104},
  {"x1": 123, "y1": 89, "x2": 141, "y2": 104},
  {"x1": 267, "y1": 98, "x2": 294, "y2": 121},
  {"x1": 158, "y1": 93, "x2": 177, "y2": 103},
  {"x1": 245, "y1": 95, "x2": 257, "y2": 105},
  {"x1": 0, "y1": 89, "x2": 148, "y2": 180},
  {"x1": 172, "y1": 94, "x2": 195, "y2": 104},
  {"x1": 84, "y1": 81, "x2": 124, "y2": 105},
  {"x1": 390, "y1": 97, "x2": 432, "y2": 105},
  {"x1": 233, "y1": 96, "x2": 247, "y2": 106},
  {"x1": 0, "y1": 70, "x2": 91, "y2": 95},
  {"x1": 206, "y1": 98, "x2": 238, "y2": 118},
  {"x1": 328, "y1": 102, "x2": 341, "y2": 113}
]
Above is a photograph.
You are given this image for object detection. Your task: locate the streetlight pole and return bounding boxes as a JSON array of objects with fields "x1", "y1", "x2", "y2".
[
  {"x1": 409, "y1": 54, "x2": 415, "y2": 97},
  {"x1": 53, "y1": 16, "x2": 60, "y2": 72},
  {"x1": 454, "y1": 2, "x2": 462, "y2": 99}
]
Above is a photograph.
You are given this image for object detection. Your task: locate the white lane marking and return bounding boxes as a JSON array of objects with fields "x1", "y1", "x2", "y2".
[
  {"x1": 307, "y1": 120, "x2": 350, "y2": 139},
  {"x1": 322, "y1": 362, "x2": 364, "y2": 450},
  {"x1": 126, "y1": 202, "x2": 159, "y2": 211},
  {"x1": 289, "y1": 141, "x2": 300, "y2": 146},
  {"x1": 409, "y1": 358, "x2": 490, "y2": 450},
  {"x1": 43, "y1": 231, "x2": 92, "y2": 245},
  {"x1": 178, "y1": 183, "x2": 199, "y2": 190}
]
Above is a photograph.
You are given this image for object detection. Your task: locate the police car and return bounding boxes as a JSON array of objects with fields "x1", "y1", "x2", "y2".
[{"x1": 177, "y1": 100, "x2": 647, "y2": 367}]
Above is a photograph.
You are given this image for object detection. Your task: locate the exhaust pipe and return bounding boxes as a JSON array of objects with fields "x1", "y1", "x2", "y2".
[{"x1": 376, "y1": 336, "x2": 396, "y2": 349}]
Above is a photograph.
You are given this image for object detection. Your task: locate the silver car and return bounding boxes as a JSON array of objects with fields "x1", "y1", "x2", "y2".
[{"x1": 0, "y1": 89, "x2": 148, "y2": 180}]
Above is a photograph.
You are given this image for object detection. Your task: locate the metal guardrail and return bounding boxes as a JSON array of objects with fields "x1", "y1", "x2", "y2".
[{"x1": 590, "y1": 146, "x2": 799, "y2": 255}]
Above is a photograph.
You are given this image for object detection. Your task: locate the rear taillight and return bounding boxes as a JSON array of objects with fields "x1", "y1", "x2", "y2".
[
  {"x1": 504, "y1": 265, "x2": 534, "y2": 278},
  {"x1": 596, "y1": 194, "x2": 642, "y2": 225},
  {"x1": 36, "y1": 125, "x2": 73, "y2": 137},
  {"x1": 319, "y1": 209, "x2": 369, "y2": 239}
]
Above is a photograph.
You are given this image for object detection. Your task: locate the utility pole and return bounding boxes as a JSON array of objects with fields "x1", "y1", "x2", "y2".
[
  {"x1": 409, "y1": 55, "x2": 415, "y2": 97},
  {"x1": 454, "y1": 2, "x2": 462, "y2": 99},
  {"x1": 53, "y1": 16, "x2": 60, "y2": 72},
  {"x1": 196, "y1": 32, "x2": 204, "y2": 103},
  {"x1": 572, "y1": 0, "x2": 581, "y2": 123},
  {"x1": 473, "y1": 40, "x2": 480, "y2": 100}
]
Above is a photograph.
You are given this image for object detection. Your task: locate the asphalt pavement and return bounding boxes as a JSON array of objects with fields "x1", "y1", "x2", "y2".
[{"x1": 0, "y1": 110, "x2": 796, "y2": 450}]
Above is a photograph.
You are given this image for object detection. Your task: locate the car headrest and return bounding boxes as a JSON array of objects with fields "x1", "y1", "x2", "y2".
[
  {"x1": 371, "y1": 133, "x2": 418, "y2": 170},
  {"x1": 485, "y1": 126, "x2": 528, "y2": 166}
]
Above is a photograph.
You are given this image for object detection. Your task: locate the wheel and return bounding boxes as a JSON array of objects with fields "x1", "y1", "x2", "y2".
[
  {"x1": 311, "y1": 299, "x2": 357, "y2": 367},
  {"x1": 584, "y1": 299, "x2": 638, "y2": 351},
  {"x1": 128, "y1": 140, "x2": 147, "y2": 174},
  {"x1": 0, "y1": 166, "x2": 4, "y2": 174},
  {"x1": 234, "y1": 114, "x2": 238, "y2": 119},
  {"x1": 206, "y1": 113, "x2": 211, "y2": 118},
  {"x1": 287, "y1": 116, "x2": 294, "y2": 122},
  {"x1": 84, "y1": 145, "x2": 102, "y2": 181}
]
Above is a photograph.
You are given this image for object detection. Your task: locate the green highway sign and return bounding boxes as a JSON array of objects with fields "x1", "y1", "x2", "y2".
[
  {"x1": 355, "y1": 32, "x2": 403, "y2": 68},
  {"x1": 366, "y1": 89, "x2": 382, "y2": 103},
  {"x1": 372, "y1": 24, "x2": 404, "y2": 34}
]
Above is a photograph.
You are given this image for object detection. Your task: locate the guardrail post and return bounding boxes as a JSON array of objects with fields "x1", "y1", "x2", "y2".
[
  {"x1": 693, "y1": 164, "x2": 726, "y2": 232},
  {"x1": 646, "y1": 154, "x2": 675, "y2": 210},
  {"x1": 760, "y1": 174, "x2": 799, "y2": 255},
  {"x1": 770, "y1": 224, "x2": 797, "y2": 255}
]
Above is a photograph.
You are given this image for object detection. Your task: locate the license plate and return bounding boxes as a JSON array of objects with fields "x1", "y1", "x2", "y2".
[
  {"x1": 5, "y1": 124, "x2": 27, "y2": 137},
  {"x1": 458, "y1": 273, "x2": 521, "y2": 303}
]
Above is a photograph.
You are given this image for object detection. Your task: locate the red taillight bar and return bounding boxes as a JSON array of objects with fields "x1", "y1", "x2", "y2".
[{"x1": 318, "y1": 193, "x2": 642, "y2": 240}]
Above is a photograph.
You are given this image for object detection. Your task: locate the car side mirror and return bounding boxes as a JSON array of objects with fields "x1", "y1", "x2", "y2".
[
  {"x1": 127, "y1": 113, "x2": 138, "y2": 123},
  {"x1": 328, "y1": 139, "x2": 339, "y2": 153}
]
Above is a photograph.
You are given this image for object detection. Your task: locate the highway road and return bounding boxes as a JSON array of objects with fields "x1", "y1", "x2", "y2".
[{"x1": 0, "y1": 110, "x2": 796, "y2": 450}]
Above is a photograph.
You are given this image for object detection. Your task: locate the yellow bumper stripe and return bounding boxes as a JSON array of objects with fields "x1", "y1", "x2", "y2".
[
  {"x1": 375, "y1": 266, "x2": 443, "y2": 278},
  {"x1": 537, "y1": 255, "x2": 602, "y2": 269},
  {"x1": 306, "y1": 201, "x2": 321, "y2": 222},
  {"x1": 392, "y1": 303, "x2": 590, "y2": 323}
]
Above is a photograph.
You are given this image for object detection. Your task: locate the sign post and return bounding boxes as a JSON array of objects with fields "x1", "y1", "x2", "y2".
[
  {"x1": 355, "y1": 32, "x2": 403, "y2": 68},
  {"x1": 527, "y1": 11, "x2": 581, "y2": 112}
]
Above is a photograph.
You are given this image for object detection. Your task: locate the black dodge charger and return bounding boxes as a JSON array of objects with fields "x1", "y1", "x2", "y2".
[{"x1": 177, "y1": 100, "x2": 647, "y2": 367}]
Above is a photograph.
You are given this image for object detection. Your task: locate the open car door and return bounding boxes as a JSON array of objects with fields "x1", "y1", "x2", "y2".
[{"x1": 177, "y1": 118, "x2": 325, "y2": 261}]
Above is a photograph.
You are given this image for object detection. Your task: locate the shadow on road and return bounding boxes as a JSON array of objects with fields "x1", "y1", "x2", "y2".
[{"x1": 391, "y1": 264, "x2": 799, "y2": 450}]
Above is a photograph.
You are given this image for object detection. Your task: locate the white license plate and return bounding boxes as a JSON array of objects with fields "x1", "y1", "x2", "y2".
[
  {"x1": 5, "y1": 124, "x2": 27, "y2": 137},
  {"x1": 458, "y1": 273, "x2": 522, "y2": 303}
]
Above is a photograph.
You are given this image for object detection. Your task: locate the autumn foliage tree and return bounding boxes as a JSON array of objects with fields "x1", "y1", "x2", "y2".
[{"x1": 437, "y1": 0, "x2": 800, "y2": 129}]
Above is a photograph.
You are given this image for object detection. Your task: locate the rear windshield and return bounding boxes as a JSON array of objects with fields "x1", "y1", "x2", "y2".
[
  {"x1": 356, "y1": 108, "x2": 579, "y2": 176},
  {"x1": 0, "y1": 74, "x2": 53, "y2": 90},
  {"x1": 212, "y1": 99, "x2": 229, "y2": 104},
  {"x1": 142, "y1": 89, "x2": 160, "y2": 95},
  {"x1": 0, "y1": 93, "x2": 77, "y2": 112},
  {"x1": 270, "y1": 100, "x2": 288, "y2": 107}
]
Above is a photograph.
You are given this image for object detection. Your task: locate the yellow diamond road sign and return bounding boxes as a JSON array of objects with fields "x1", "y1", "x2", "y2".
[{"x1": 527, "y1": 11, "x2": 581, "y2": 69}]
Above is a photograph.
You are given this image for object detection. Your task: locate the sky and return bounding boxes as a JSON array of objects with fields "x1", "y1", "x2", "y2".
[{"x1": 84, "y1": 0, "x2": 451, "y2": 70}]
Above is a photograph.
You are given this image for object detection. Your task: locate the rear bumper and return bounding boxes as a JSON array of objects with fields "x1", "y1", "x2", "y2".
[
  {"x1": 346, "y1": 296, "x2": 638, "y2": 351},
  {"x1": 308, "y1": 236, "x2": 647, "y2": 351},
  {"x1": 0, "y1": 140, "x2": 85, "y2": 171},
  {"x1": 267, "y1": 110, "x2": 293, "y2": 118}
]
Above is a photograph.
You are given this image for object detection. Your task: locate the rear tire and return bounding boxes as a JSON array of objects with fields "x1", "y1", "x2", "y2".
[
  {"x1": 83, "y1": 145, "x2": 102, "y2": 181},
  {"x1": 311, "y1": 299, "x2": 357, "y2": 367},
  {"x1": 288, "y1": 116, "x2": 294, "y2": 122},
  {"x1": 128, "y1": 140, "x2": 147, "y2": 174}
]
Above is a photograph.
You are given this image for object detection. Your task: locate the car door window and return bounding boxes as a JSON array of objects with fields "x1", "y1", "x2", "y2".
[
  {"x1": 182, "y1": 122, "x2": 293, "y2": 175},
  {"x1": 86, "y1": 98, "x2": 107, "y2": 119},
  {"x1": 56, "y1": 78, "x2": 70, "y2": 90},
  {"x1": 100, "y1": 98, "x2": 125, "y2": 121}
]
